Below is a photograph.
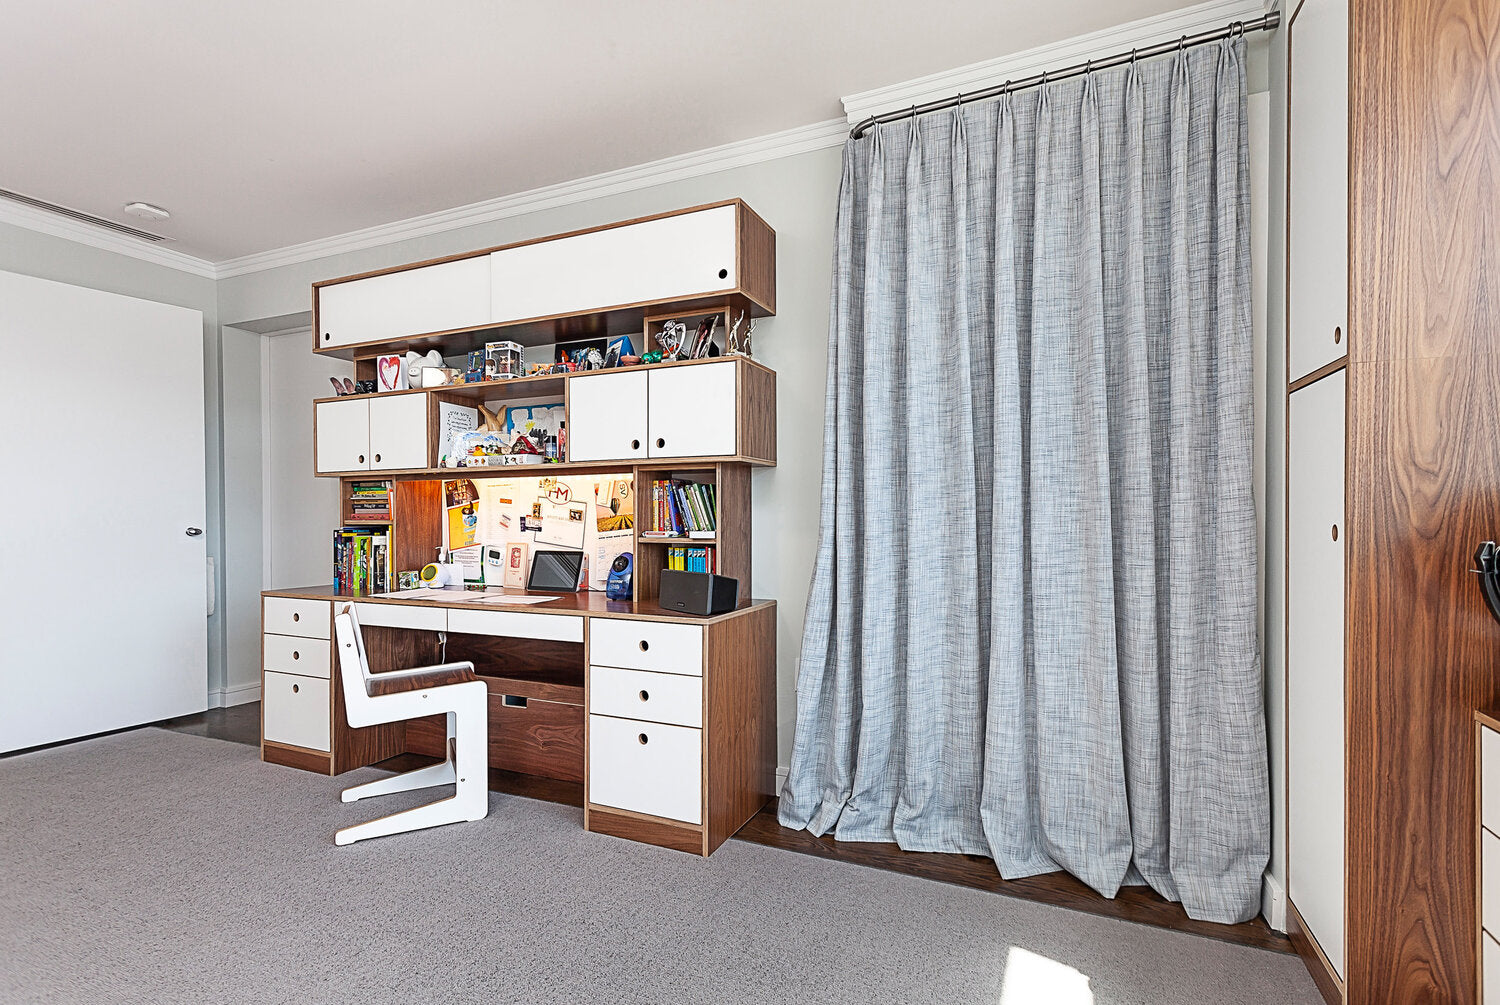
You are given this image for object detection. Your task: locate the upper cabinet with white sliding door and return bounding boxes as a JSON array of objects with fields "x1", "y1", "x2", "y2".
[
  {"x1": 316, "y1": 256, "x2": 491, "y2": 351},
  {"x1": 1287, "y1": 0, "x2": 1349, "y2": 382},
  {"x1": 490, "y1": 203, "x2": 772, "y2": 325}
]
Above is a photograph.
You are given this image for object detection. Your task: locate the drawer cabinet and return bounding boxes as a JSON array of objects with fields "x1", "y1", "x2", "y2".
[
  {"x1": 589, "y1": 618, "x2": 702, "y2": 676},
  {"x1": 263, "y1": 671, "x2": 330, "y2": 751},
  {"x1": 315, "y1": 395, "x2": 429, "y2": 474},
  {"x1": 263, "y1": 634, "x2": 330, "y2": 678},
  {"x1": 352, "y1": 602, "x2": 447, "y2": 632},
  {"x1": 589, "y1": 665, "x2": 702, "y2": 728},
  {"x1": 588, "y1": 713, "x2": 702, "y2": 824},
  {"x1": 263, "y1": 597, "x2": 330, "y2": 639},
  {"x1": 317, "y1": 256, "x2": 490, "y2": 349},
  {"x1": 446, "y1": 608, "x2": 584, "y2": 642},
  {"x1": 491, "y1": 204, "x2": 738, "y2": 324}
]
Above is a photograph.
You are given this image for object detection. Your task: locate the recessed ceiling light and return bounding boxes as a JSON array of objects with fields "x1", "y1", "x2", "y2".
[{"x1": 122, "y1": 201, "x2": 170, "y2": 222}]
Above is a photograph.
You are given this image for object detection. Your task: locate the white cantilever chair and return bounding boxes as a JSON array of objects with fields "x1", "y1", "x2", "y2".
[{"x1": 331, "y1": 603, "x2": 489, "y2": 845}]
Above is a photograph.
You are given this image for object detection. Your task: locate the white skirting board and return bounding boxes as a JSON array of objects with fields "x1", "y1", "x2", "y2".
[{"x1": 210, "y1": 683, "x2": 262, "y2": 709}]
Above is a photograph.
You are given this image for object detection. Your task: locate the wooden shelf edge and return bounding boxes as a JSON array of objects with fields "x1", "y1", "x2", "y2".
[{"x1": 315, "y1": 454, "x2": 775, "y2": 480}]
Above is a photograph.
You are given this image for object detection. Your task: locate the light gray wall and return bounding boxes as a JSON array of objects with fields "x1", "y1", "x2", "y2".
[
  {"x1": 0, "y1": 220, "x2": 230, "y2": 702},
  {"x1": 220, "y1": 325, "x2": 265, "y2": 702},
  {"x1": 221, "y1": 147, "x2": 843, "y2": 765}
]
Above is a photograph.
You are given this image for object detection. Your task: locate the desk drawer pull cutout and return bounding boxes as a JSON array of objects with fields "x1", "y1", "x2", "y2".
[
  {"x1": 292, "y1": 650, "x2": 300, "y2": 660},
  {"x1": 639, "y1": 690, "x2": 650, "y2": 702},
  {"x1": 291, "y1": 683, "x2": 299, "y2": 694},
  {"x1": 292, "y1": 612, "x2": 300, "y2": 623},
  {"x1": 639, "y1": 640, "x2": 650, "y2": 652},
  {"x1": 502, "y1": 695, "x2": 528, "y2": 708},
  {"x1": 638, "y1": 733, "x2": 649, "y2": 745}
]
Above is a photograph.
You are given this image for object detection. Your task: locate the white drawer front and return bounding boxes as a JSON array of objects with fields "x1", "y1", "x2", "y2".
[
  {"x1": 263, "y1": 671, "x2": 330, "y2": 752},
  {"x1": 589, "y1": 618, "x2": 702, "y2": 676},
  {"x1": 588, "y1": 714, "x2": 701, "y2": 824},
  {"x1": 263, "y1": 634, "x2": 330, "y2": 679},
  {"x1": 447, "y1": 608, "x2": 583, "y2": 642},
  {"x1": 1486, "y1": 931, "x2": 1500, "y2": 1005},
  {"x1": 590, "y1": 665, "x2": 702, "y2": 728},
  {"x1": 352, "y1": 602, "x2": 447, "y2": 632},
  {"x1": 263, "y1": 597, "x2": 331, "y2": 639},
  {"x1": 1486, "y1": 828, "x2": 1500, "y2": 936},
  {"x1": 1485, "y1": 726, "x2": 1500, "y2": 835}
]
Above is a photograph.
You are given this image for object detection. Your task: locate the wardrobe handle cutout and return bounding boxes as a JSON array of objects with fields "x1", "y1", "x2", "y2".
[
  {"x1": 718, "y1": 268, "x2": 728, "y2": 280},
  {"x1": 373, "y1": 454, "x2": 381, "y2": 463},
  {"x1": 631, "y1": 439, "x2": 640, "y2": 451},
  {"x1": 656, "y1": 438, "x2": 665, "y2": 449},
  {"x1": 638, "y1": 733, "x2": 649, "y2": 745},
  {"x1": 1334, "y1": 325, "x2": 1342, "y2": 345},
  {"x1": 1332, "y1": 524, "x2": 1340, "y2": 542}
]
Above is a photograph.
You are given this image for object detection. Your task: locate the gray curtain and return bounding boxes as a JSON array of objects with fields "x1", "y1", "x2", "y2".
[{"x1": 778, "y1": 38, "x2": 1268, "y2": 925}]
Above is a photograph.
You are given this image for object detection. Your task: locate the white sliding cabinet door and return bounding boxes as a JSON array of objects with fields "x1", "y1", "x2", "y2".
[{"x1": 0, "y1": 270, "x2": 207, "y2": 752}]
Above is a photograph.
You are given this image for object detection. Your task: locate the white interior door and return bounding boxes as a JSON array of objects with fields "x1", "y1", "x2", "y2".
[
  {"x1": 1287, "y1": 370, "x2": 1347, "y2": 978},
  {"x1": 0, "y1": 270, "x2": 207, "y2": 752}
]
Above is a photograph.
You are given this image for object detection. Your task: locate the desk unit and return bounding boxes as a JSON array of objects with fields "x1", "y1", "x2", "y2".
[{"x1": 263, "y1": 199, "x2": 779, "y2": 855}]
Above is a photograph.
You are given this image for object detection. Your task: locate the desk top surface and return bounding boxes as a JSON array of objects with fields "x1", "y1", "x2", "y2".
[{"x1": 263, "y1": 585, "x2": 775, "y2": 626}]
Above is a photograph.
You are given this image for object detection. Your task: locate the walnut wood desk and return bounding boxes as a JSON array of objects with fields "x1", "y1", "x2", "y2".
[{"x1": 259, "y1": 586, "x2": 776, "y2": 856}]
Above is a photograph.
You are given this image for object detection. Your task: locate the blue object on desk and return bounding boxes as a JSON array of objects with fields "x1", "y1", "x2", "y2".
[{"x1": 606, "y1": 552, "x2": 633, "y2": 600}]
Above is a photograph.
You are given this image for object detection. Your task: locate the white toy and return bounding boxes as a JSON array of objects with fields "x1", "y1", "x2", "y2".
[{"x1": 404, "y1": 349, "x2": 444, "y2": 386}]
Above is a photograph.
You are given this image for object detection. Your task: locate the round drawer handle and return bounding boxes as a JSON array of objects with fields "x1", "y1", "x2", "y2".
[
  {"x1": 631, "y1": 439, "x2": 641, "y2": 451},
  {"x1": 656, "y1": 438, "x2": 665, "y2": 449},
  {"x1": 1332, "y1": 523, "x2": 1339, "y2": 542},
  {"x1": 292, "y1": 650, "x2": 300, "y2": 660},
  {"x1": 1334, "y1": 325, "x2": 1342, "y2": 345},
  {"x1": 638, "y1": 639, "x2": 650, "y2": 652},
  {"x1": 638, "y1": 733, "x2": 649, "y2": 745},
  {"x1": 639, "y1": 690, "x2": 650, "y2": 702},
  {"x1": 291, "y1": 683, "x2": 299, "y2": 694},
  {"x1": 717, "y1": 268, "x2": 728, "y2": 280},
  {"x1": 292, "y1": 612, "x2": 300, "y2": 623}
]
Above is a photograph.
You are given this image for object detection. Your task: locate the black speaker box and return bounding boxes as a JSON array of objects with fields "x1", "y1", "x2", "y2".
[{"x1": 657, "y1": 570, "x2": 739, "y2": 616}]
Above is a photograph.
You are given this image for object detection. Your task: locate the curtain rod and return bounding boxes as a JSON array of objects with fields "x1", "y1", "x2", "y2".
[{"x1": 849, "y1": 11, "x2": 1280, "y2": 139}]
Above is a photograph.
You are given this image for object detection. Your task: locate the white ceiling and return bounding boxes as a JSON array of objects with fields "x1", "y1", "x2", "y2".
[{"x1": 1, "y1": 0, "x2": 1180, "y2": 262}]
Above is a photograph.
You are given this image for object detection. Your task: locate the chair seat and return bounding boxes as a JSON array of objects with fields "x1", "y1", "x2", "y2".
[{"x1": 366, "y1": 666, "x2": 480, "y2": 697}]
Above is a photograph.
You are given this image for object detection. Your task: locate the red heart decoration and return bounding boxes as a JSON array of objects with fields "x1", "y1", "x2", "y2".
[{"x1": 379, "y1": 357, "x2": 400, "y2": 389}]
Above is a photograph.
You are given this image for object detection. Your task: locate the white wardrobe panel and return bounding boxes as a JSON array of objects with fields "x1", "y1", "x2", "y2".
[
  {"x1": 317, "y1": 256, "x2": 490, "y2": 349},
  {"x1": 1288, "y1": 0, "x2": 1349, "y2": 381},
  {"x1": 1287, "y1": 369, "x2": 1347, "y2": 979},
  {"x1": 491, "y1": 206, "x2": 737, "y2": 323}
]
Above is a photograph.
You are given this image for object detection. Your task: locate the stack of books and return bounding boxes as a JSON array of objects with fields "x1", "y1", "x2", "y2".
[
  {"x1": 642, "y1": 479, "x2": 716, "y2": 538},
  {"x1": 334, "y1": 528, "x2": 391, "y2": 595},
  {"x1": 665, "y1": 545, "x2": 715, "y2": 574},
  {"x1": 347, "y1": 481, "x2": 392, "y2": 523}
]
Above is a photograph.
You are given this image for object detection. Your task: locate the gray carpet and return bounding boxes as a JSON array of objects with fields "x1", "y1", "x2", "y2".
[{"x1": 0, "y1": 729, "x2": 1320, "y2": 1004}]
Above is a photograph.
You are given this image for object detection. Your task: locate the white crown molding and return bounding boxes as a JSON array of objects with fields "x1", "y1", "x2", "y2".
[
  {"x1": 0, "y1": 195, "x2": 217, "y2": 279},
  {"x1": 215, "y1": 117, "x2": 849, "y2": 280},
  {"x1": 841, "y1": 0, "x2": 1269, "y2": 125}
]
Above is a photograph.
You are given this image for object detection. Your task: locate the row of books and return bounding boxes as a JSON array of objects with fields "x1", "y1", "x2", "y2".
[
  {"x1": 347, "y1": 480, "x2": 392, "y2": 523},
  {"x1": 665, "y1": 545, "x2": 716, "y2": 574},
  {"x1": 644, "y1": 479, "x2": 717, "y2": 538},
  {"x1": 334, "y1": 528, "x2": 392, "y2": 595}
]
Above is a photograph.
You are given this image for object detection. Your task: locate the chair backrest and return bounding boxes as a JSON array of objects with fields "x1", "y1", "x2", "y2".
[{"x1": 333, "y1": 604, "x2": 378, "y2": 728}]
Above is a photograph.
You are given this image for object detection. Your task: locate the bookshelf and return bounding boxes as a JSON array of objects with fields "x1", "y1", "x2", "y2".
[{"x1": 265, "y1": 199, "x2": 778, "y2": 857}]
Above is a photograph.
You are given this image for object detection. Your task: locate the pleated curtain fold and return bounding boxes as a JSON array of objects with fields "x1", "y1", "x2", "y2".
[{"x1": 779, "y1": 37, "x2": 1268, "y2": 925}]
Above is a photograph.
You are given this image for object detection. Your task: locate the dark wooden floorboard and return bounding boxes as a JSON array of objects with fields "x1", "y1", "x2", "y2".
[{"x1": 162, "y1": 702, "x2": 1290, "y2": 955}]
